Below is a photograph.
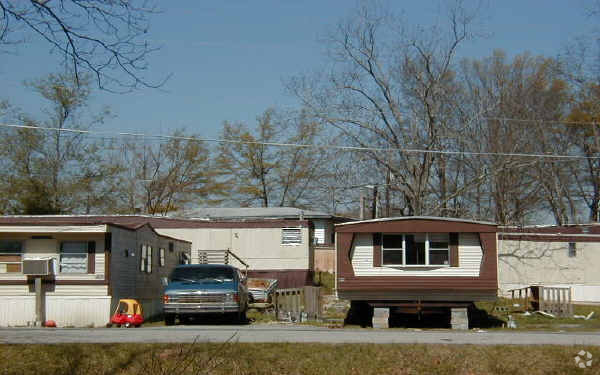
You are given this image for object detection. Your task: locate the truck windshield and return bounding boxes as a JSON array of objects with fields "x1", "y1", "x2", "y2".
[{"x1": 170, "y1": 266, "x2": 235, "y2": 282}]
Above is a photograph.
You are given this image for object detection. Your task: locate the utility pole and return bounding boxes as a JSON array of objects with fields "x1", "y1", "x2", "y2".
[
  {"x1": 385, "y1": 168, "x2": 391, "y2": 217},
  {"x1": 372, "y1": 186, "x2": 378, "y2": 219},
  {"x1": 360, "y1": 190, "x2": 365, "y2": 220}
]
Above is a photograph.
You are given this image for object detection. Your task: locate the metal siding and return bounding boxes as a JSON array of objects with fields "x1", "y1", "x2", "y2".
[
  {"x1": 109, "y1": 226, "x2": 138, "y2": 307},
  {"x1": 48, "y1": 285, "x2": 108, "y2": 296},
  {"x1": 157, "y1": 227, "x2": 311, "y2": 270},
  {"x1": 111, "y1": 225, "x2": 191, "y2": 319},
  {"x1": 46, "y1": 296, "x2": 111, "y2": 327},
  {"x1": 351, "y1": 233, "x2": 482, "y2": 277},
  {"x1": 0, "y1": 284, "x2": 29, "y2": 295},
  {"x1": 0, "y1": 296, "x2": 36, "y2": 326},
  {"x1": 498, "y1": 239, "x2": 600, "y2": 302}
]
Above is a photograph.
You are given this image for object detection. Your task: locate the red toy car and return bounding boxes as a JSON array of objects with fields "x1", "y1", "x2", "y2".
[{"x1": 109, "y1": 299, "x2": 144, "y2": 327}]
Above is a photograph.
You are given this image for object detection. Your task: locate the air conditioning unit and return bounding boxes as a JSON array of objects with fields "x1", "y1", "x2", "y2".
[{"x1": 22, "y1": 258, "x2": 54, "y2": 276}]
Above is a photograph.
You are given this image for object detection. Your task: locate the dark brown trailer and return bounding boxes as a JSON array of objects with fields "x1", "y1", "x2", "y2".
[{"x1": 335, "y1": 217, "x2": 498, "y2": 328}]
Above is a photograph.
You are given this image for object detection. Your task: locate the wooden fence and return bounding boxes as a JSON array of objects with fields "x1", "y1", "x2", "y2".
[
  {"x1": 509, "y1": 285, "x2": 573, "y2": 317},
  {"x1": 274, "y1": 286, "x2": 321, "y2": 321}
]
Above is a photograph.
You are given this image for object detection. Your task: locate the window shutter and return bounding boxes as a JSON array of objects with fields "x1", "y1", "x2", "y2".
[
  {"x1": 140, "y1": 245, "x2": 146, "y2": 272},
  {"x1": 87, "y1": 241, "x2": 96, "y2": 274},
  {"x1": 373, "y1": 233, "x2": 382, "y2": 267},
  {"x1": 147, "y1": 247, "x2": 152, "y2": 273},
  {"x1": 449, "y1": 233, "x2": 459, "y2": 267}
]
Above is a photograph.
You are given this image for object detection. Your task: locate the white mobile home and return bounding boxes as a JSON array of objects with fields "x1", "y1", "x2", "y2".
[
  {"x1": 151, "y1": 207, "x2": 350, "y2": 287},
  {"x1": 498, "y1": 225, "x2": 600, "y2": 303},
  {"x1": 0, "y1": 216, "x2": 190, "y2": 327}
]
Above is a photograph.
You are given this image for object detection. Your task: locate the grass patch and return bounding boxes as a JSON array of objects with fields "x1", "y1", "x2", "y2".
[
  {"x1": 476, "y1": 298, "x2": 600, "y2": 331},
  {"x1": 247, "y1": 309, "x2": 278, "y2": 323},
  {"x1": 0, "y1": 343, "x2": 597, "y2": 374},
  {"x1": 313, "y1": 271, "x2": 335, "y2": 294}
]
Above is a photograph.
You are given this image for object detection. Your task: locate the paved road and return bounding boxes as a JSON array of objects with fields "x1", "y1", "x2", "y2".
[{"x1": 1, "y1": 324, "x2": 599, "y2": 346}]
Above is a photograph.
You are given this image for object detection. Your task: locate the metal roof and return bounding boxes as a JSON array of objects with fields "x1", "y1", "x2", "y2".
[
  {"x1": 335, "y1": 216, "x2": 497, "y2": 226},
  {"x1": 178, "y1": 207, "x2": 339, "y2": 220},
  {"x1": 0, "y1": 215, "x2": 192, "y2": 243}
]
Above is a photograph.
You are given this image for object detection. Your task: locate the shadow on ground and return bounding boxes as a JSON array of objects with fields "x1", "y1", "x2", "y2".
[
  {"x1": 344, "y1": 302, "x2": 506, "y2": 329},
  {"x1": 168, "y1": 314, "x2": 250, "y2": 326}
]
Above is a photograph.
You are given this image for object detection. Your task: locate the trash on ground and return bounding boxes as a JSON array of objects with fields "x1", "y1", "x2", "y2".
[
  {"x1": 573, "y1": 311, "x2": 595, "y2": 320},
  {"x1": 534, "y1": 311, "x2": 556, "y2": 318},
  {"x1": 247, "y1": 278, "x2": 278, "y2": 304}
]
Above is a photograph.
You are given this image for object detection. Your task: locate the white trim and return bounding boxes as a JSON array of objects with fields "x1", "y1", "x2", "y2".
[
  {"x1": 336, "y1": 216, "x2": 496, "y2": 227},
  {"x1": 382, "y1": 264, "x2": 451, "y2": 268},
  {"x1": 425, "y1": 233, "x2": 430, "y2": 265},
  {"x1": 0, "y1": 225, "x2": 107, "y2": 233},
  {"x1": 501, "y1": 232, "x2": 600, "y2": 238}
]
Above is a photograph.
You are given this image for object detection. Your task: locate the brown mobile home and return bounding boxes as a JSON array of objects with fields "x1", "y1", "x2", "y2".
[{"x1": 335, "y1": 217, "x2": 498, "y2": 328}]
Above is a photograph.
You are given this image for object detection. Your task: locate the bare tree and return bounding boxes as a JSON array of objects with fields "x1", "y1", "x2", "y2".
[
  {"x1": 0, "y1": 0, "x2": 165, "y2": 92},
  {"x1": 0, "y1": 71, "x2": 114, "y2": 214},
  {"x1": 216, "y1": 108, "x2": 331, "y2": 209},
  {"x1": 113, "y1": 133, "x2": 224, "y2": 215},
  {"x1": 460, "y1": 51, "x2": 572, "y2": 224},
  {"x1": 565, "y1": 84, "x2": 600, "y2": 222},
  {"x1": 288, "y1": 1, "x2": 486, "y2": 217}
]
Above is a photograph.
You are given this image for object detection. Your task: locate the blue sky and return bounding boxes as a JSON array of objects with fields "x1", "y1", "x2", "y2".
[{"x1": 0, "y1": 0, "x2": 595, "y2": 138}]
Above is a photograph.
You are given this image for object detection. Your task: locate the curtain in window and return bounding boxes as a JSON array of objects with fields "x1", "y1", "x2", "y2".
[{"x1": 60, "y1": 242, "x2": 87, "y2": 273}]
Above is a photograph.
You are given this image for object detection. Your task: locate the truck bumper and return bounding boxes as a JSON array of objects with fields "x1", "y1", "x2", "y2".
[{"x1": 164, "y1": 302, "x2": 241, "y2": 314}]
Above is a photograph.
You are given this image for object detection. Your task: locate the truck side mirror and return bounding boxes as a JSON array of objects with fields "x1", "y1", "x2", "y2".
[{"x1": 160, "y1": 277, "x2": 168, "y2": 287}]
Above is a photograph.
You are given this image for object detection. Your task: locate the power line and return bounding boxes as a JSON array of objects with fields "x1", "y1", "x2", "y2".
[
  {"x1": 0, "y1": 122, "x2": 599, "y2": 160},
  {"x1": 483, "y1": 117, "x2": 600, "y2": 126}
]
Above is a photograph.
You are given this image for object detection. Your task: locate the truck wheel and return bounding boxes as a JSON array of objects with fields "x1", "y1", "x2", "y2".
[{"x1": 164, "y1": 314, "x2": 176, "y2": 326}]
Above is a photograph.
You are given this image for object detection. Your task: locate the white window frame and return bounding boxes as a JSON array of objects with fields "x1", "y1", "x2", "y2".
[
  {"x1": 140, "y1": 245, "x2": 147, "y2": 272},
  {"x1": 282, "y1": 227, "x2": 303, "y2": 245},
  {"x1": 381, "y1": 233, "x2": 450, "y2": 267},
  {"x1": 140, "y1": 244, "x2": 153, "y2": 273},
  {"x1": 159, "y1": 248, "x2": 165, "y2": 267},
  {"x1": 59, "y1": 241, "x2": 88, "y2": 274},
  {"x1": 147, "y1": 246, "x2": 152, "y2": 273}
]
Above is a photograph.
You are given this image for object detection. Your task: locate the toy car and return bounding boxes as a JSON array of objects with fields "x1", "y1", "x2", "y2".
[{"x1": 109, "y1": 299, "x2": 144, "y2": 328}]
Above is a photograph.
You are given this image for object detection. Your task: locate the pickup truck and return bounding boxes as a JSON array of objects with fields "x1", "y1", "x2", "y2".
[{"x1": 162, "y1": 264, "x2": 249, "y2": 325}]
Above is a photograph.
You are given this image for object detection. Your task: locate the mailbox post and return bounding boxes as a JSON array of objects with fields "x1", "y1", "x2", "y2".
[{"x1": 22, "y1": 258, "x2": 54, "y2": 326}]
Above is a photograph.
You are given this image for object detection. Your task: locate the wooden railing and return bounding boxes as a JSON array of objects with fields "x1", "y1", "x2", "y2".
[
  {"x1": 197, "y1": 249, "x2": 248, "y2": 269},
  {"x1": 509, "y1": 285, "x2": 573, "y2": 317}
]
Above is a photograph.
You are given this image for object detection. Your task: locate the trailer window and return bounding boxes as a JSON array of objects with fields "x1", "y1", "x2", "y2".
[
  {"x1": 381, "y1": 233, "x2": 450, "y2": 266},
  {"x1": 282, "y1": 228, "x2": 302, "y2": 245},
  {"x1": 428, "y1": 233, "x2": 450, "y2": 265},
  {"x1": 382, "y1": 235, "x2": 403, "y2": 264},
  {"x1": 60, "y1": 242, "x2": 88, "y2": 273},
  {"x1": 0, "y1": 240, "x2": 22, "y2": 273}
]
